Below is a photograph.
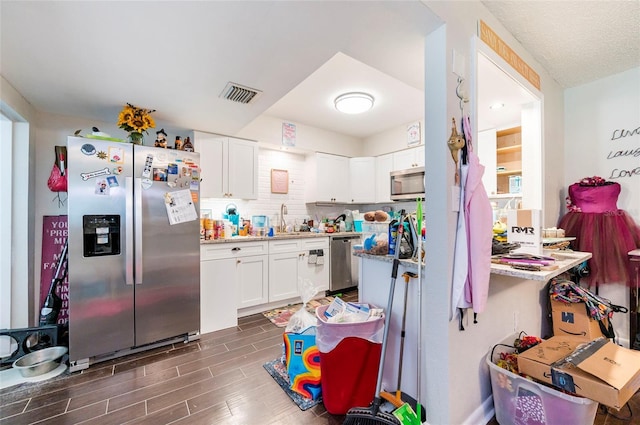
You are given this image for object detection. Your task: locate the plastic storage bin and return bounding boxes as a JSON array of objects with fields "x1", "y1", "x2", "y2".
[
  {"x1": 316, "y1": 304, "x2": 385, "y2": 415},
  {"x1": 361, "y1": 221, "x2": 390, "y2": 255},
  {"x1": 487, "y1": 338, "x2": 598, "y2": 425}
]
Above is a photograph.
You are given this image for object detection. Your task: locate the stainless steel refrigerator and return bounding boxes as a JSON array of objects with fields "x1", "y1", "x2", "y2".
[{"x1": 66, "y1": 136, "x2": 200, "y2": 371}]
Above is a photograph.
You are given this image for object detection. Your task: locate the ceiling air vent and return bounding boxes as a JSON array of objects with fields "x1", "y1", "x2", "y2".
[{"x1": 220, "y1": 82, "x2": 262, "y2": 104}]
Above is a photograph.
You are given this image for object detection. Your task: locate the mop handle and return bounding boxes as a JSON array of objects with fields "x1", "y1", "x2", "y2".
[
  {"x1": 49, "y1": 239, "x2": 69, "y2": 295},
  {"x1": 373, "y1": 212, "x2": 405, "y2": 410},
  {"x1": 396, "y1": 274, "x2": 409, "y2": 392}
]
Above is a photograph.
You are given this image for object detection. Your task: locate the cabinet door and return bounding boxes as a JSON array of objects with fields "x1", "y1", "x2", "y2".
[
  {"x1": 201, "y1": 258, "x2": 237, "y2": 333},
  {"x1": 298, "y1": 251, "x2": 329, "y2": 293},
  {"x1": 392, "y1": 149, "x2": 416, "y2": 171},
  {"x1": 228, "y1": 138, "x2": 258, "y2": 200},
  {"x1": 413, "y1": 145, "x2": 425, "y2": 167},
  {"x1": 194, "y1": 133, "x2": 227, "y2": 198},
  {"x1": 375, "y1": 154, "x2": 393, "y2": 203},
  {"x1": 393, "y1": 146, "x2": 424, "y2": 170},
  {"x1": 349, "y1": 157, "x2": 376, "y2": 203},
  {"x1": 237, "y1": 255, "x2": 269, "y2": 308},
  {"x1": 316, "y1": 153, "x2": 350, "y2": 203},
  {"x1": 269, "y1": 252, "x2": 299, "y2": 302}
]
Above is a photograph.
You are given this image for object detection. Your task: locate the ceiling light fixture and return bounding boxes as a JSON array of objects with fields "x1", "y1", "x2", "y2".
[
  {"x1": 334, "y1": 92, "x2": 374, "y2": 114},
  {"x1": 490, "y1": 102, "x2": 505, "y2": 110}
]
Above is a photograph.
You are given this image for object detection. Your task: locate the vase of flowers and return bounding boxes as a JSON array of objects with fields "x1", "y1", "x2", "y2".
[{"x1": 117, "y1": 103, "x2": 156, "y2": 145}]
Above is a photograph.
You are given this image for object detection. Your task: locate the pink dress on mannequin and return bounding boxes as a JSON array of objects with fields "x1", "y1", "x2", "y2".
[{"x1": 559, "y1": 182, "x2": 640, "y2": 286}]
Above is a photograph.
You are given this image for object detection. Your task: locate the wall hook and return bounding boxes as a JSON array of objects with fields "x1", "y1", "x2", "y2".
[{"x1": 456, "y1": 77, "x2": 469, "y2": 113}]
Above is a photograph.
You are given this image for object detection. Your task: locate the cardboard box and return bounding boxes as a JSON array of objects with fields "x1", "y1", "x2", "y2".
[
  {"x1": 551, "y1": 300, "x2": 606, "y2": 340},
  {"x1": 507, "y1": 209, "x2": 542, "y2": 254},
  {"x1": 518, "y1": 336, "x2": 640, "y2": 409}
]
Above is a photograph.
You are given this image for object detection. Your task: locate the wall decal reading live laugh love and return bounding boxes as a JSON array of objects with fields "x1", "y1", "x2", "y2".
[{"x1": 606, "y1": 125, "x2": 640, "y2": 179}]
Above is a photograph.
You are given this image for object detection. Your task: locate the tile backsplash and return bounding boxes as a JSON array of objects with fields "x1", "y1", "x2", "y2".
[{"x1": 200, "y1": 148, "x2": 407, "y2": 229}]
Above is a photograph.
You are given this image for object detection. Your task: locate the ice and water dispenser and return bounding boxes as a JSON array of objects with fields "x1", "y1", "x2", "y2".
[{"x1": 83, "y1": 215, "x2": 121, "y2": 257}]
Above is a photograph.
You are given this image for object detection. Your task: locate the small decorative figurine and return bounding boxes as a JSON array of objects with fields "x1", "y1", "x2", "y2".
[
  {"x1": 447, "y1": 118, "x2": 465, "y2": 185},
  {"x1": 155, "y1": 129, "x2": 168, "y2": 148},
  {"x1": 182, "y1": 136, "x2": 194, "y2": 152},
  {"x1": 174, "y1": 136, "x2": 183, "y2": 150}
]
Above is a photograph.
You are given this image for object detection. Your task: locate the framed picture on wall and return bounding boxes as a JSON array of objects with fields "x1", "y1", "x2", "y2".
[
  {"x1": 271, "y1": 169, "x2": 288, "y2": 194},
  {"x1": 407, "y1": 122, "x2": 421, "y2": 146}
]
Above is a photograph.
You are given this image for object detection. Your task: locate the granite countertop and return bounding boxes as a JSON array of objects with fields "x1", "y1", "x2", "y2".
[
  {"x1": 354, "y1": 249, "x2": 592, "y2": 281},
  {"x1": 201, "y1": 232, "x2": 359, "y2": 244},
  {"x1": 353, "y1": 251, "x2": 424, "y2": 271},
  {"x1": 489, "y1": 250, "x2": 592, "y2": 281}
]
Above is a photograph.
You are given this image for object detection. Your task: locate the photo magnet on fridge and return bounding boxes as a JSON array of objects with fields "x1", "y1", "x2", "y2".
[{"x1": 95, "y1": 179, "x2": 109, "y2": 195}]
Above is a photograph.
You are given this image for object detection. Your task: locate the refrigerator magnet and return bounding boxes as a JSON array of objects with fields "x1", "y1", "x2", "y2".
[
  {"x1": 80, "y1": 167, "x2": 110, "y2": 181},
  {"x1": 95, "y1": 179, "x2": 110, "y2": 195},
  {"x1": 153, "y1": 167, "x2": 168, "y2": 182},
  {"x1": 141, "y1": 178, "x2": 152, "y2": 190},
  {"x1": 81, "y1": 143, "x2": 96, "y2": 155},
  {"x1": 112, "y1": 166, "x2": 123, "y2": 175},
  {"x1": 109, "y1": 147, "x2": 124, "y2": 163},
  {"x1": 167, "y1": 163, "x2": 178, "y2": 176},
  {"x1": 106, "y1": 175, "x2": 119, "y2": 187},
  {"x1": 96, "y1": 151, "x2": 108, "y2": 160},
  {"x1": 142, "y1": 154, "x2": 153, "y2": 179}
]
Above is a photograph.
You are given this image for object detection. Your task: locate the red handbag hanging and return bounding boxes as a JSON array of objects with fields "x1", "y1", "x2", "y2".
[{"x1": 47, "y1": 146, "x2": 67, "y2": 192}]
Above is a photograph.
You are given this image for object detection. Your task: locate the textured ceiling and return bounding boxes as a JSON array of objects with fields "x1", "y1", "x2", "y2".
[{"x1": 482, "y1": 1, "x2": 640, "y2": 88}]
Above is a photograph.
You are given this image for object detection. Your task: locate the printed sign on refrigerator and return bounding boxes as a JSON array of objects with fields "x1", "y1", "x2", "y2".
[{"x1": 164, "y1": 189, "x2": 198, "y2": 225}]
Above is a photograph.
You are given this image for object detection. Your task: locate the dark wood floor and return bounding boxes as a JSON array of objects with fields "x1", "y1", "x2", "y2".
[
  {"x1": 1, "y1": 295, "x2": 638, "y2": 424},
  {"x1": 0, "y1": 294, "x2": 358, "y2": 425}
]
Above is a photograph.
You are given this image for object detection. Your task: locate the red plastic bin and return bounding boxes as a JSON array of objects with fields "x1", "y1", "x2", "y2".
[{"x1": 316, "y1": 305, "x2": 384, "y2": 415}]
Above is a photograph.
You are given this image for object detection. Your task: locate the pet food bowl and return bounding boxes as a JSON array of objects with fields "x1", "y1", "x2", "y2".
[{"x1": 12, "y1": 346, "x2": 67, "y2": 377}]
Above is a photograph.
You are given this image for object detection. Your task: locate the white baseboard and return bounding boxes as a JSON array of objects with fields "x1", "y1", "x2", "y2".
[{"x1": 462, "y1": 395, "x2": 495, "y2": 425}]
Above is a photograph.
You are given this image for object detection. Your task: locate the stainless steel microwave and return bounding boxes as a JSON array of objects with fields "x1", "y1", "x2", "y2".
[{"x1": 390, "y1": 166, "x2": 425, "y2": 201}]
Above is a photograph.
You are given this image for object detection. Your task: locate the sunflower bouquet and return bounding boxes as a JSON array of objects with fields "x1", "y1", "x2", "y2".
[{"x1": 117, "y1": 103, "x2": 156, "y2": 144}]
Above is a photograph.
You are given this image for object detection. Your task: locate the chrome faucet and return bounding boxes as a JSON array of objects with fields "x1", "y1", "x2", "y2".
[{"x1": 280, "y1": 203, "x2": 288, "y2": 233}]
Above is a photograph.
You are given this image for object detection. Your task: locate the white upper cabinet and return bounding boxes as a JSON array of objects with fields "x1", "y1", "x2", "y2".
[
  {"x1": 375, "y1": 153, "x2": 393, "y2": 203},
  {"x1": 305, "y1": 153, "x2": 350, "y2": 203},
  {"x1": 349, "y1": 157, "x2": 376, "y2": 203},
  {"x1": 193, "y1": 131, "x2": 258, "y2": 199},
  {"x1": 392, "y1": 145, "x2": 425, "y2": 171}
]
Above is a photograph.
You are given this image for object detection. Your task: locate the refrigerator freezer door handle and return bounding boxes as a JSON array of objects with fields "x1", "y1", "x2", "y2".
[
  {"x1": 135, "y1": 177, "x2": 143, "y2": 285},
  {"x1": 125, "y1": 177, "x2": 134, "y2": 285}
]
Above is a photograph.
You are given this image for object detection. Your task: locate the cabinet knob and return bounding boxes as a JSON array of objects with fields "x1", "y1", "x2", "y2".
[
  {"x1": 232, "y1": 247, "x2": 241, "y2": 252},
  {"x1": 236, "y1": 259, "x2": 241, "y2": 264},
  {"x1": 229, "y1": 193, "x2": 233, "y2": 197}
]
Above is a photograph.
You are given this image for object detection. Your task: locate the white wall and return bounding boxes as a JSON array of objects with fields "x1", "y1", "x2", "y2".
[
  {"x1": 564, "y1": 67, "x2": 639, "y2": 223},
  {"x1": 1, "y1": 75, "x2": 37, "y2": 328},
  {"x1": 422, "y1": 2, "x2": 566, "y2": 423},
  {"x1": 235, "y1": 114, "x2": 365, "y2": 157},
  {"x1": 362, "y1": 119, "x2": 426, "y2": 157},
  {"x1": 564, "y1": 67, "x2": 640, "y2": 347}
]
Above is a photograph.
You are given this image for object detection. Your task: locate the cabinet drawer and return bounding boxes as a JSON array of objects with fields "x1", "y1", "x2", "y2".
[
  {"x1": 300, "y1": 237, "x2": 329, "y2": 250},
  {"x1": 201, "y1": 242, "x2": 268, "y2": 260},
  {"x1": 269, "y1": 239, "x2": 302, "y2": 254}
]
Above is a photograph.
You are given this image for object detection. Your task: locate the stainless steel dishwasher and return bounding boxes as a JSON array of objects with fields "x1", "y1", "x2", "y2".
[{"x1": 329, "y1": 234, "x2": 361, "y2": 293}]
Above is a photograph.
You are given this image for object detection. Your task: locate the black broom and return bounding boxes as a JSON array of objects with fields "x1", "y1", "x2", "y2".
[{"x1": 343, "y1": 213, "x2": 406, "y2": 425}]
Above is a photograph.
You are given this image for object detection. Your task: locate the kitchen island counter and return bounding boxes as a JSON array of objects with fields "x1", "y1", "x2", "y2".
[
  {"x1": 355, "y1": 250, "x2": 591, "y2": 282},
  {"x1": 201, "y1": 231, "x2": 361, "y2": 243}
]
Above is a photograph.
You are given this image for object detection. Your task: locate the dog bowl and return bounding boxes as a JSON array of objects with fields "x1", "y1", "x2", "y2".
[{"x1": 12, "y1": 346, "x2": 67, "y2": 378}]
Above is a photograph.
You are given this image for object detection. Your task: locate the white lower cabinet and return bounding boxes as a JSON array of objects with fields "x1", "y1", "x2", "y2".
[
  {"x1": 268, "y1": 237, "x2": 330, "y2": 303},
  {"x1": 200, "y1": 257, "x2": 237, "y2": 333},
  {"x1": 269, "y1": 251, "x2": 300, "y2": 302},
  {"x1": 201, "y1": 237, "x2": 329, "y2": 328},
  {"x1": 200, "y1": 242, "x2": 268, "y2": 333}
]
